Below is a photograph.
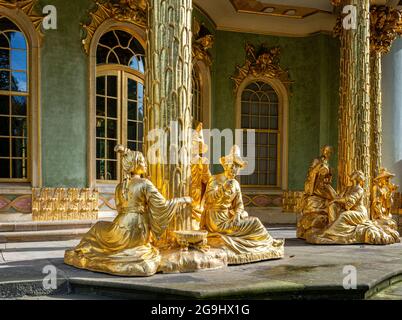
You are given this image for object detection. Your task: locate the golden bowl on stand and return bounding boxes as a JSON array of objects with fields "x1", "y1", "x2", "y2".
[{"x1": 174, "y1": 230, "x2": 209, "y2": 251}]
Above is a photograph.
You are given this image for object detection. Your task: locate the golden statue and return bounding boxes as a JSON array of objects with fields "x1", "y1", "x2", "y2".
[
  {"x1": 202, "y1": 145, "x2": 284, "y2": 264},
  {"x1": 297, "y1": 145, "x2": 337, "y2": 239},
  {"x1": 64, "y1": 146, "x2": 192, "y2": 276},
  {"x1": 190, "y1": 123, "x2": 211, "y2": 230},
  {"x1": 372, "y1": 168, "x2": 398, "y2": 220},
  {"x1": 65, "y1": 141, "x2": 286, "y2": 275},
  {"x1": 298, "y1": 146, "x2": 400, "y2": 245},
  {"x1": 371, "y1": 168, "x2": 399, "y2": 233}
]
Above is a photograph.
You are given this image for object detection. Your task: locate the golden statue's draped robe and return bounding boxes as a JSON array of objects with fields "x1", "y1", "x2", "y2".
[
  {"x1": 202, "y1": 174, "x2": 284, "y2": 264},
  {"x1": 64, "y1": 177, "x2": 186, "y2": 276}
]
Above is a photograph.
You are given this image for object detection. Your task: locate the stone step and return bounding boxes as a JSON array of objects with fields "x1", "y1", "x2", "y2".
[
  {"x1": 0, "y1": 219, "x2": 109, "y2": 232},
  {"x1": 0, "y1": 228, "x2": 90, "y2": 243}
]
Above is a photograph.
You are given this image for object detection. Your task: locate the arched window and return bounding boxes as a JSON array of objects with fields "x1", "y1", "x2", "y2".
[
  {"x1": 240, "y1": 81, "x2": 280, "y2": 187},
  {"x1": 95, "y1": 29, "x2": 145, "y2": 182},
  {"x1": 192, "y1": 66, "x2": 202, "y2": 126},
  {"x1": 0, "y1": 16, "x2": 29, "y2": 182}
]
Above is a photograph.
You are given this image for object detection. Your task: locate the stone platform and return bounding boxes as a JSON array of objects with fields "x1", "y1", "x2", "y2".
[{"x1": 2, "y1": 227, "x2": 402, "y2": 299}]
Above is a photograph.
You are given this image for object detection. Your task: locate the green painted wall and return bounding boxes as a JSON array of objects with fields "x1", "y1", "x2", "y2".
[
  {"x1": 39, "y1": 0, "x2": 92, "y2": 187},
  {"x1": 35, "y1": 2, "x2": 340, "y2": 191},
  {"x1": 211, "y1": 31, "x2": 340, "y2": 190}
]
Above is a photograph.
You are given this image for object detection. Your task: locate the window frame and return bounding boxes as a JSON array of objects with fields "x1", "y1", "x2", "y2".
[
  {"x1": 236, "y1": 76, "x2": 289, "y2": 191},
  {"x1": 191, "y1": 65, "x2": 202, "y2": 126},
  {"x1": 95, "y1": 66, "x2": 144, "y2": 184},
  {"x1": 0, "y1": 8, "x2": 41, "y2": 188},
  {"x1": 88, "y1": 22, "x2": 146, "y2": 190},
  {"x1": 192, "y1": 59, "x2": 211, "y2": 129}
]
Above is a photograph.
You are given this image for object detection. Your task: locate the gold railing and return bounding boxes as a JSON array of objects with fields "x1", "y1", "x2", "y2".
[
  {"x1": 32, "y1": 188, "x2": 98, "y2": 221},
  {"x1": 282, "y1": 191, "x2": 304, "y2": 213}
]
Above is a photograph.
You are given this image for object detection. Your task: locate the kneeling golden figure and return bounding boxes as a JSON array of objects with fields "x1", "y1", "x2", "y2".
[
  {"x1": 64, "y1": 146, "x2": 191, "y2": 276},
  {"x1": 202, "y1": 145, "x2": 284, "y2": 264}
]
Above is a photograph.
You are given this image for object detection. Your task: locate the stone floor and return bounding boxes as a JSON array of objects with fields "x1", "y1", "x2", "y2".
[{"x1": 1, "y1": 227, "x2": 402, "y2": 299}]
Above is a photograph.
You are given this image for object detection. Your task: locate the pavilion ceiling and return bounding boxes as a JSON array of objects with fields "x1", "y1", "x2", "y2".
[{"x1": 193, "y1": 0, "x2": 337, "y2": 36}]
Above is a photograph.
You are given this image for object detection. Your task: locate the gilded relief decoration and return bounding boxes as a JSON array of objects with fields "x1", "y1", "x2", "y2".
[
  {"x1": 32, "y1": 188, "x2": 99, "y2": 221},
  {"x1": 82, "y1": 0, "x2": 147, "y2": 53},
  {"x1": 0, "y1": 0, "x2": 44, "y2": 38},
  {"x1": 370, "y1": 6, "x2": 402, "y2": 55},
  {"x1": 297, "y1": 146, "x2": 400, "y2": 245},
  {"x1": 0, "y1": 195, "x2": 32, "y2": 213},
  {"x1": 231, "y1": 42, "x2": 291, "y2": 93},
  {"x1": 192, "y1": 19, "x2": 214, "y2": 66}
]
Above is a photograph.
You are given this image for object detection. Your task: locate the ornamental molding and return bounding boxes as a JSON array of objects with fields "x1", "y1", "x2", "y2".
[
  {"x1": 82, "y1": 0, "x2": 147, "y2": 54},
  {"x1": 0, "y1": 194, "x2": 32, "y2": 213},
  {"x1": 192, "y1": 18, "x2": 214, "y2": 67},
  {"x1": 0, "y1": 0, "x2": 44, "y2": 38},
  {"x1": 370, "y1": 5, "x2": 402, "y2": 54},
  {"x1": 231, "y1": 42, "x2": 292, "y2": 93}
]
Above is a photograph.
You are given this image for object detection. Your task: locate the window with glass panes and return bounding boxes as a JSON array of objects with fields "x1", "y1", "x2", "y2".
[
  {"x1": 0, "y1": 17, "x2": 29, "y2": 182},
  {"x1": 240, "y1": 82, "x2": 280, "y2": 187},
  {"x1": 96, "y1": 30, "x2": 145, "y2": 182}
]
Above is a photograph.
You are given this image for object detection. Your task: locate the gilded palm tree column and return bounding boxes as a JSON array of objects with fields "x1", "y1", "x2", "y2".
[
  {"x1": 334, "y1": 0, "x2": 371, "y2": 199},
  {"x1": 369, "y1": 5, "x2": 402, "y2": 180},
  {"x1": 143, "y1": 0, "x2": 193, "y2": 233}
]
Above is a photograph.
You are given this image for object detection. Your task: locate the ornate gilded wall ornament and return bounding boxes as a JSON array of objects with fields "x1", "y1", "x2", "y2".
[
  {"x1": 32, "y1": 188, "x2": 99, "y2": 221},
  {"x1": 82, "y1": 0, "x2": 147, "y2": 54},
  {"x1": 192, "y1": 19, "x2": 214, "y2": 66},
  {"x1": 231, "y1": 42, "x2": 291, "y2": 93},
  {"x1": 370, "y1": 5, "x2": 402, "y2": 54},
  {"x1": 0, "y1": 0, "x2": 44, "y2": 38}
]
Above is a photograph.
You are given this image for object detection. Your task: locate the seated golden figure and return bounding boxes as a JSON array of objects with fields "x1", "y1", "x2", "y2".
[
  {"x1": 64, "y1": 145, "x2": 192, "y2": 276},
  {"x1": 202, "y1": 145, "x2": 284, "y2": 264},
  {"x1": 297, "y1": 145, "x2": 337, "y2": 239},
  {"x1": 310, "y1": 170, "x2": 399, "y2": 245}
]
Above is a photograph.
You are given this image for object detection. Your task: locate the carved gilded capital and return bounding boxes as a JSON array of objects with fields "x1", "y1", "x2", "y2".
[
  {"x1": 0, "y1": 0, "x2": 44, "y2": 39},
  {"x1": 231, "y1": 42, "x2": 292, "y2": 93},
  {"x1": 192, "y1": 18, "x2": 214, "y2": 67},
  {"x1": 370, "y1": 5, "x2": 402, "y2": 54},
  {"x1": 82, "y1": 0, "x2": 147, "y2": 54}
]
